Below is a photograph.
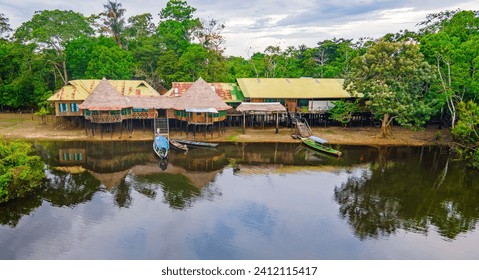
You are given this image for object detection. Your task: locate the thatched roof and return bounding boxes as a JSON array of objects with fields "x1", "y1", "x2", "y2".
[
  {"x1": 236, "y1": 102, "x2": 287, "y2": 113},
  {"x1": 79, "y1": 79, "x2": 131, "y2": 110},
  {"x1": 128, "y1": 95, "x2": 179, "y2": 109},
  {"x1": 173, "y1": 78, "x2": 232, "y2": 111}
]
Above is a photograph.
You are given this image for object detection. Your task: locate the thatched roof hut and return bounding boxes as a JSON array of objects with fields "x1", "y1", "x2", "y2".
[
  {"x1": 173, "y1": 78, "x2": 232, "y2": 111},
  {"x1": 79, "y1": 79, "x2": 131, "y2": 110}
]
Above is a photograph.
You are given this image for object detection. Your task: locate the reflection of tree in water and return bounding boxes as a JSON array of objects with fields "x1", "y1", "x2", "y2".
[
  {"x1": 42, "y1": 169, "x2": 101, "y2": 207},
  {"x1": 334, "y1": 147, "x2": 479, "y2": 240},
  {"x1": 130, "y1": 173, "x2": 203, "y2": 210},
  {"x1": 113, "y1": 176, "x2": 132, "y2": 208},
  {"x1": 0, "y1": 193, "x2": 43, "y2": 227},
  {"x1": 0, "y1": 168, "x2": 102, "y2": 227}
]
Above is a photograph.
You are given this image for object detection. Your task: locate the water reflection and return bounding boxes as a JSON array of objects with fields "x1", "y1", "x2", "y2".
[
  {"x1": 334, "y1": 146, "x2": 479, "y2": 240},
  {"x1": 2, "y1": 141, "x2": 479, "y2": 247}
]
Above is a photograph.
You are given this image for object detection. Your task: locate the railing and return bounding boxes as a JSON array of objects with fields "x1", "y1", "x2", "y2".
[
  {"x1": 90, "y1": 114, "x2": 122, "y2": 123},
  {"x1": 131, "y1": 111, "x2": 158, "y2": 119}
]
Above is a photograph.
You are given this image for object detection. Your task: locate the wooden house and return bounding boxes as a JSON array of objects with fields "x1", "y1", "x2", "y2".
[
  {"x1": 78, "y1": 79, "x2": 133, "y2": 123},
  {"x1": 165, "y1": 81, "x2": 244, "y2": 108},
  {"x1": 47, "y1": 79, "x2": 162, "y2": 118},
  {"x1": 236, "y1": 78, "x2": 357, "y2": 112},
  {"x1": 172, "y1": 78, "x2": 232, "y2": 135}
]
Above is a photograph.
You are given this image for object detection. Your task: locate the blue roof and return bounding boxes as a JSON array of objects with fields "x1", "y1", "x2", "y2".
[{"x1": 309, "y1": 136, "x2": 328, "y2": 144}]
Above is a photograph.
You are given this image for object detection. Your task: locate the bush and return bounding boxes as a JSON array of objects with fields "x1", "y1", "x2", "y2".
[
  {"x1": 0, "y1": 139, "x2": 45, "y2": 204},
  {"x1": 451, "y1": 101, "x2": 479, "y2": 169},
  {"x1": 328, "y1": 100, "x2": 361, "y2": 126}
]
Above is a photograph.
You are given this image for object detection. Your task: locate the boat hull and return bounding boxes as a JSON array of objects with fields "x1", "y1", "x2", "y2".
[
  {"x1": 173, "y1": 139, "x2": 218, "y2": 148},
  {"x1": 170, "y1": 139, "x2": 188, "y2": 151},
  {"x1": 153, "y1": 135, "x2": 170, "y2": 159},
  {"x1": 301, "y1": 138, "x2": 342, "y2": 157}
]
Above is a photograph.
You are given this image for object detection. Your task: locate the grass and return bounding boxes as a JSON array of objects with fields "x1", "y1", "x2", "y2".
[
  {"x1": 227, "y1": 134, "x2": 239, "y2": 142},
  {"x1": 324, "y1": 129, "x2": 335, "y2": 134}
]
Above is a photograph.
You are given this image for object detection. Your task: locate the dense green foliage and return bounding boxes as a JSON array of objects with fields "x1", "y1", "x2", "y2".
[
  {"x1": 0, "y1": 140, "x2": 45, "y2": 204},
  {"x1": 346, "y1": 41, "x2": 436, "y2": 137},
  {"x1": 452, "y1": 101, "x2": 479, "y2": 168},
  {"x1": 328, "y1": 100, "x2": 361, "y2": 126}
]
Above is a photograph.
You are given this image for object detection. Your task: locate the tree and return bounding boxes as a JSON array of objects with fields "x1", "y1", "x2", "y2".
[
  {"x1": 0, "y1": 140, "x2": 45, "y2": 204},
  {"x1": 14, "y1": 10, "x2": 94, "y2": 85},
  {"x1": 0, "y1": 13, "x2": 12, "y2": 39},
  {"x1": 101, "y1": 0, "x2": 126, "y2": 48},
  {"x1": 85, "y1": 44, "x2": 133, "y2": 79},
  {"x1": 156, "y1": 50, "x2": 181, "y2": 88},
  {"x1": 157, "y1": 0, "x2": 201, "y2": 54},
  {"x1": 346, "y1": 40, "x2": 436, "y2": 137},
  {"x1": 316, "y1": 38, "x2": 358, "y2": 78},
  {"x1": 420, "y1": 11, "x2": 479, "y2": 128},
  {"x1": 452, "y1": 101, "x2": 479, "y2": 169},
  {"x1": 125, "y1": 13, "x2": 156, "y2": 40},
  {"x1": 195, "y1": 18, "x2": 226, "y2": 54},
  {"x1": 0, "y1": 40, "x2": 53, "y2": 109},
  {"x1": 328, "y1": 100, "x2": 361, "y2": 126}
]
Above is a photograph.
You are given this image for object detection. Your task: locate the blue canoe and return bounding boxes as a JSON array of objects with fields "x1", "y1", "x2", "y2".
[{"x1": 153, "y1": 135, "x2": 170, "y2": 159}]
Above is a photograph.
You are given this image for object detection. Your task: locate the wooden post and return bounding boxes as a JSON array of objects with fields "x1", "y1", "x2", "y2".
[
  {"x1": 276, "y1": 112, "x2": 279, "y2": 134},
  {"x1": 242, "y1": 112, "x2": 246, "y2": 134}
]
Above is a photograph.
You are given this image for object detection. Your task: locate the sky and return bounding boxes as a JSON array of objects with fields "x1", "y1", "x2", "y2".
[{"x1": 1, "y1": 0, "x2": 478, "y2": 57}]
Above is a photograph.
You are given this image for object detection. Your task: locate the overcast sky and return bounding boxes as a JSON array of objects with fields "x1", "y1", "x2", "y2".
[{"x1": 1, "y1": 0, "x2": 478, "y2": 57}]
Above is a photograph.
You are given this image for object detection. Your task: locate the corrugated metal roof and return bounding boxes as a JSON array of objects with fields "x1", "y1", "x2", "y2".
[
  {"x1": 165, "y1": 82, "x2": 244, "y2": 102},
  {"x1": 236, "y1": 78, "x2": 354, "y2": 99},
  {"x1": 47, "y1": 79, "x2": 161, "y2": 101}
]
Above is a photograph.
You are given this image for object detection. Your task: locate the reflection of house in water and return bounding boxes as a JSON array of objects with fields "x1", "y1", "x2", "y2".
[
  {"x1": 169, "y1": 148, "x2": 228, "y2": 172},
  {"x1": 58, "y1": 148, "x2": 86, "y2": 165}
]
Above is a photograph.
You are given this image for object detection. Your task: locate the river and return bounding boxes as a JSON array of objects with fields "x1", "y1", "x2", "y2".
[{"x1": 1, "y1": 141, "x2": 478, "y2": 259}]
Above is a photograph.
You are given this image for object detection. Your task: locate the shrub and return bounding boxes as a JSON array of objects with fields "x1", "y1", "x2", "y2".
[{"x1": 0, "y1": 139, "x2": 45, "y2": 204}]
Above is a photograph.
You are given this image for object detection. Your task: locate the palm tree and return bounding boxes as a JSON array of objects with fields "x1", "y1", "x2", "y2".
[{"x1": 101, "y1": 1, "x2": 125, "y2": 48}]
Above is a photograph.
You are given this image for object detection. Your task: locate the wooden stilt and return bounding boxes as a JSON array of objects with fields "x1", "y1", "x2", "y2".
[
  {"x1": 276, "y1": 112, "x2": 279, "y2": 134},
  {"x1": 242, "y1": 112, "x2": 246, "y2": 134}
]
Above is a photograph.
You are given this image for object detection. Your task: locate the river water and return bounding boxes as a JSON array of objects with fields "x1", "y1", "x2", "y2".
[{"x1": 1, "y1": 141, "x2": 479, "y2": 259}]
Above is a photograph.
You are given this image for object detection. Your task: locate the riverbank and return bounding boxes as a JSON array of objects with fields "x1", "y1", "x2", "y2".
[{"x1": 0, "y1": 113, "x2": 453, "y2": 146}]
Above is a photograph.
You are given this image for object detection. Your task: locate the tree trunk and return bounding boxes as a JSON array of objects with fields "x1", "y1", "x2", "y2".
[{"x1": 381, "y1": 113, "x2": 392, "y2": 138}]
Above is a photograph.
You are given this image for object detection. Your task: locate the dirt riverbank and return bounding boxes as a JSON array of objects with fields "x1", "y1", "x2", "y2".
[{"x1": 0, "y1": 113, "x2": 453, "y2": 146}]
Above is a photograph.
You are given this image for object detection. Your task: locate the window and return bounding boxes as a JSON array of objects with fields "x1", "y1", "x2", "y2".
[
  {"x1": 70, "y1": 103, "x2": 79, "y2": 112},
  {"x1": 59, "y1": 103, "x2": 68, "y2": 112}
]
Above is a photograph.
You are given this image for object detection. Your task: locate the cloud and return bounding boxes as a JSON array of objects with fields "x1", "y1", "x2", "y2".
[{"x1": 1, "y1": 0, "x2": 478, "y2": 57}]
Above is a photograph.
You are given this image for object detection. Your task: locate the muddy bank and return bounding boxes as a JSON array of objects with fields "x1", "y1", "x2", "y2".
[{"x1": 0, "y1": 113, "x2": 453, "y2": 146}]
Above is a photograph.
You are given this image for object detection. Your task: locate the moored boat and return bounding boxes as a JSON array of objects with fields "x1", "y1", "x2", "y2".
[
  {"x1": 173, "y1": 139, "x2": 218, "y2": 148},
  {"x1": 153, "y1": 135, "x2": 170, "y2": 159},
  {"x1": 170, "y1": 139, "x2": 188, "y2": 152},
  {"x1": 300, "y1": 136, "x2": 342, "y2": 157}
]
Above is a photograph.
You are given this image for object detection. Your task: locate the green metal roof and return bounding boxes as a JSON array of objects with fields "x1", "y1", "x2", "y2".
[{"x1": 236, "y1": 78, "x2": 356, "y2": 99}]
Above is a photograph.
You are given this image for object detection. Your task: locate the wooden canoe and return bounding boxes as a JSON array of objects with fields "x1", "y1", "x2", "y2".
[
  {"x1": 173, "y1": 139, "x2": 218, "y2": 148},
  {"x1": 300, "y1": 136, "x2": 342, "y2": 157}
]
